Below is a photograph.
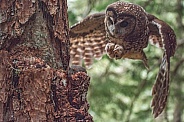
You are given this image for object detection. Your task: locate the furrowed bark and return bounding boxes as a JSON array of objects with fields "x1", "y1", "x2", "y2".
[{"x1": 0, "y1": 0, "x2": 92, "y2": 121}]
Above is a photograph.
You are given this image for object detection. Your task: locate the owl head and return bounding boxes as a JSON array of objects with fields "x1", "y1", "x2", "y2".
[{"x1": 105, "y1": 1, "x2": 149, "y2": 44}]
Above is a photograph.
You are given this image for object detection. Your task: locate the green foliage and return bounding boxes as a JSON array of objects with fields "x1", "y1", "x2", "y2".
[
  {"x1": 68, "y1": 0, "x2": 184, "y2": 121},
  {"x1": 94, "y1": 0, "x2": 118, "y2": 11}
]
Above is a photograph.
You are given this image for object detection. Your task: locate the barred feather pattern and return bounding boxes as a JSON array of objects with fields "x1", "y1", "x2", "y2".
[
  {"x1": 151, "y1": 53, "x2": 170, "y2": 118},
  {"x1": 70, "y1": 30, "x2": 106, "y2": 68},
  {"x1": 148, "y1": 14, "x2": 177, "y2": 118},
  {"x1": 70, "y1": 13, "x2": 106, "y2": 68}
]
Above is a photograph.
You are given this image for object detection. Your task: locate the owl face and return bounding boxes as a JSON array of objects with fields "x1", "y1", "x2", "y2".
[
  {"x1": 105, "y1": 2, "x2": 149, "y2": 48},
  {"x1": 105, "y1": 8, "x2": 136, "y2": 39}
]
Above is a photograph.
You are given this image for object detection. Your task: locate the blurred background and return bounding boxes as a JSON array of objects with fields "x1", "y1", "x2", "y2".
[{"x1": 67, "y1": 0, "x2": 184, "y2": 122}]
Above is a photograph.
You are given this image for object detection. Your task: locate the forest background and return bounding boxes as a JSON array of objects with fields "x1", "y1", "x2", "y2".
[{"x1": 68, "y1": 0, "x2": 184, "y2": 122}]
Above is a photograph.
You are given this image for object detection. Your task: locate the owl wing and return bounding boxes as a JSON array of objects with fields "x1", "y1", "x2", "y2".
[
  {"x1": 69, "y1": 12, "x2": 106, "y2": 68},
  {"x1": 147, "y1": 14, "x2": 177, "y2": 118}
]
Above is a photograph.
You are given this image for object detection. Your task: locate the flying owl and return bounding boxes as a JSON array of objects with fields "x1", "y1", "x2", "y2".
[{"x1": 69, "y1": 1, "x2": 177, "y2": 118}]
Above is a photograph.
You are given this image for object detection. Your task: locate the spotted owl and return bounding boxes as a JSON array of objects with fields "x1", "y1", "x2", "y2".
[{"x1": 69, "y1": 1, "x2": 177, "y2": 118}]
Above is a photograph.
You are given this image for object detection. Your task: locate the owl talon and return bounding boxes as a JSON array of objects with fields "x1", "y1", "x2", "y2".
[
  {"x1": 105, "y1": 43, "x2": 116, "y2": 59},
  {"x1": 105, "y1": 43, "x2": 124, "y2": 59},
  {"x1": 105, "y1": 43, "x2": 115, "y2": 52},
  {"x1": 113, "y1": 44, "x2": 124, "y2": 59}
]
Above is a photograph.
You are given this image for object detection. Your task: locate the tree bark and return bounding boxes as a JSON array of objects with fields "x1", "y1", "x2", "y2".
[{"x1": 0, "y1": 0, "x2": 92, "y2": 121}]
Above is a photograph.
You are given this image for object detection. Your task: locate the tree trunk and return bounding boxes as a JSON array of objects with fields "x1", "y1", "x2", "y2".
[{"x1": 0, "y1": 0, "x2": 93, "y2": 121}]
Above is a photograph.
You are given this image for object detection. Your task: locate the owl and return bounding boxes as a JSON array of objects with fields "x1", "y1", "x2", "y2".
[{"x1": 69, "y1": 1, "x2": 177, "y2": 118}]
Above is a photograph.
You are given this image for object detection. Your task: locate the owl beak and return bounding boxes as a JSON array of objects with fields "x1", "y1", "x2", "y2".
[
  {"x1": 112, "y1": 28, "x2": 116, "y2": 34},
  {"x1": 112, "y1": 28, "x2": 123, "y2": 38},
  {"x1": 112, "y1": 29, "x2": 119, "y2": 35}
]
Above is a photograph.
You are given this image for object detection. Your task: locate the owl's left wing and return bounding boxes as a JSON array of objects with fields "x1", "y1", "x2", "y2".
[
  {"x1": 69, "y1": 13, "x2": 106, "y2": 68},
  {"x1": 147, "y1": 14, "x2": 177, "y2": 118}
]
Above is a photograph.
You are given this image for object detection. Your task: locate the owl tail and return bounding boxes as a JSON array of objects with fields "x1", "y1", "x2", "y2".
[{"x1": 151, "y1": 53, "x2": 170, "y2": 118}]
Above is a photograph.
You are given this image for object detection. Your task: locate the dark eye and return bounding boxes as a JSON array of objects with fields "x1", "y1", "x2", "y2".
[{"x1": 120, "y1": 21, "x2": 128, "y2": 27}]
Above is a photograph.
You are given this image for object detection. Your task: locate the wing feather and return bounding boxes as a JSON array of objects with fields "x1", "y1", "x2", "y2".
[
  {"x1": 148, "y1": 14, "x2": 176, "y2": 56},
  {"x1": 148, "y1": 14, "x2": 177, "y2": 118},
  {"x1": 69, "y1": 13, "x2": 106, "y2": 68}
]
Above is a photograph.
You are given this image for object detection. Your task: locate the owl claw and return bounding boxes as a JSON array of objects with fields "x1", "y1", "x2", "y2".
[
  {"x1": 105, "y1": 43, "x2": 115, "y2": 52},
  {"x1": 105, "y1": 43, "x2": 124, "y2": 59},
  {"x1": 105, "y1": 43, "x2": 115, "y2": 59},
  {"x1": 113, "y1": 44, "x2": 124, "y2": 59}
]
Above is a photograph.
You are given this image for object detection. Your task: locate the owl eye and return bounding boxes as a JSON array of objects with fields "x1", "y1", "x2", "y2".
[{"x1": 120, "y1": 21, "x2": 128, "y2": 27}]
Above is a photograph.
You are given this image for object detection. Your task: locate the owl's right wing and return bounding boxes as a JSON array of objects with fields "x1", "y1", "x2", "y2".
[
  {"x1": 69, "y1": 13, "x2": 106, "y2": 68},
  {"x1": 147, "y1": 14, "x2": 177, "y2": 118}
]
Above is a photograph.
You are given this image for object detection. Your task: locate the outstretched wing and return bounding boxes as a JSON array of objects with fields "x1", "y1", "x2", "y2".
[
  {"x1": 69, "y1": 13, "x2": 106, "y2": 68},
  {"x1": 148, "y1": 14, "x2": 177, "y2": 118}
]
